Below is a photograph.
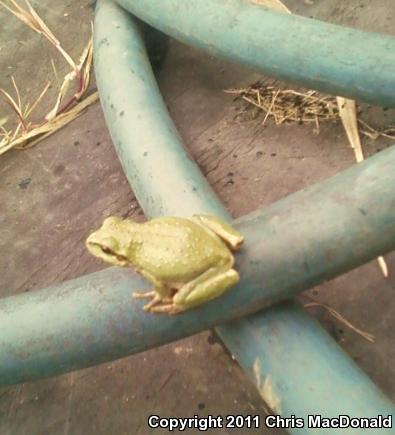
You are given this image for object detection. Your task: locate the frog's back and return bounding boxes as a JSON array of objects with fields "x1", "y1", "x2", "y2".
[{"x1": 133, "y1": 216, "x2": 231, "y2": 281}]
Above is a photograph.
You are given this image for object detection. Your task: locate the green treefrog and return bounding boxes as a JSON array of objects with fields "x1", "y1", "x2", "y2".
[{"x1": 86, "y1": 214, "x2": 244, "y2": 314}]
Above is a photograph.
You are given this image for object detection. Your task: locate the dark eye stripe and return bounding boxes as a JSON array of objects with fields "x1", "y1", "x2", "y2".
[{"x1": 98, "y1": 245, "x2": 127, "y2": 262}]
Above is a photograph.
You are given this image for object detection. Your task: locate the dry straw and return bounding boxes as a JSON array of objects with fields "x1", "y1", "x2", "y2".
[
  {"x1": 226, "y1": 83, "x2": 339, "y2": 133},
  {"x1": 304, "y1": 302, "x2": 375, "y2": 343},
  {"x1": 226, "y1": 83, "x2": 395, "y2": 142},
  {"x1": 0, "y1": 0, "x2": 97, "y2": 155}
]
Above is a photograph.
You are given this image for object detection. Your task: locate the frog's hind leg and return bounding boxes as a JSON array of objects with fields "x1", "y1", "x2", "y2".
[
  {"x1": 192, "y1": 214, "x2": 244, "y2": 251},
  {"x1": 174, "y1": 267, "x2": 240, "y2": 310},
  {"x1": 149, "y1": 268, "x2": 240, "y2": 314}
]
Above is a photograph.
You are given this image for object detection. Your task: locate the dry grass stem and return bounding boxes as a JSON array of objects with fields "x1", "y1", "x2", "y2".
[
  {"x1": 304, "y1": 302, "x2": 375, "y2": 343},
  {"x1": 0, "y1": 86, "x2": 27, "y2": 131},
  {"x1": 358, "y1": 118, "x2": 395, "y2": 140},
  {"x1": 0, "y1": 92, "x2": 99, "y2": 155},
  {"x1": 0, "y1": 0, "x2": 95, "y2": 154},
  {"x1": 0, "y1": 0, "x2": 75, "y2": 68}
]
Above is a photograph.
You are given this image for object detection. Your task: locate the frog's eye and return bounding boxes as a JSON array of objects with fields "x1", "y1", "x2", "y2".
[{"x1": 101, "y1": 246, "x2": 113, "y2": 255}]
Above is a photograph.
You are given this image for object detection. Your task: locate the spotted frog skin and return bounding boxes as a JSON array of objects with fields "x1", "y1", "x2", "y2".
[{"x1": 86, "y1": 214, "x2": 244, "y2": 314}]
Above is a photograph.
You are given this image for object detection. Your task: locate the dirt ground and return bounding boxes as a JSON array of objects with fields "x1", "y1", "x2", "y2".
[{"x1": 0, "y1": 0, "x2": 394, "y2": 434}]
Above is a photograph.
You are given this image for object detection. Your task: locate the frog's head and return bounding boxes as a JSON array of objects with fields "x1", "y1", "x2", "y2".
[{"x1": 86, "y1": 216, "x2": 133, "y2": 267}]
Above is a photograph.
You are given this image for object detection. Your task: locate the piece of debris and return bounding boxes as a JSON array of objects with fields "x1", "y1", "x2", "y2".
[{"x1": 18, "y1": 177, "x2": 31, "y2": 189}]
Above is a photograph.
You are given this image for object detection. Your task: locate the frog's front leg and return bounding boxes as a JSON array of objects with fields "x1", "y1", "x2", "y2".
[
  {"x1": 132, "y1": 269, "x2": 172, "y2": 311},
  {"x1": 192, "y1": 214, "x2": 244, "y2": 250},
  {"x1": 151, "y1": 266, "x2": 240, "y2": 314}
]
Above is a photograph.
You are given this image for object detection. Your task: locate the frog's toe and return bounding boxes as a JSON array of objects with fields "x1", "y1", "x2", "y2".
[
  {"x1": 141, "y1": 294, "x2": 163, "y2": 311},
  {"x1": 133, "y1": 290, "x2": 156, "y2": 299},
  {"x1": 149, "y1": 304, "x2": 183, "y2": 315}
]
